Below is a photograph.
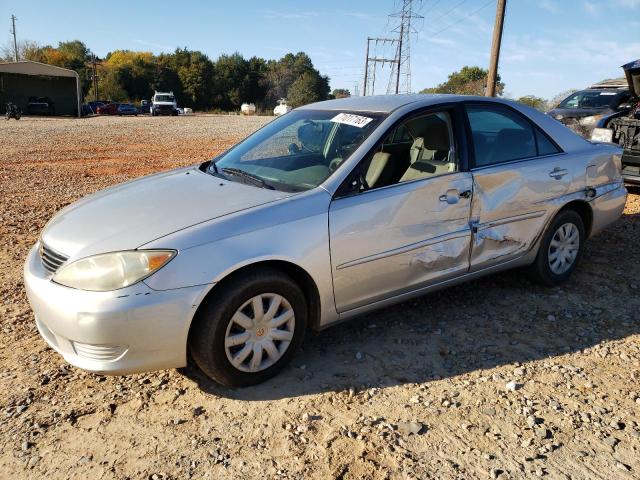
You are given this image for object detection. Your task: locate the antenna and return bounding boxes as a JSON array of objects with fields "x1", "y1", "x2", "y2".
[{"x1": 387, "y1": 0, "x2": 423, "y2": 94}]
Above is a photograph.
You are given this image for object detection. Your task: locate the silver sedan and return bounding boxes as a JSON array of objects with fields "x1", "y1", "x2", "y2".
[{"x1": 24, "y1": 95, "x2": 627, "y2": 386}]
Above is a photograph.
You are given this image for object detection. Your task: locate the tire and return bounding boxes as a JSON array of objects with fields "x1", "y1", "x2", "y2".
[
  {"x1": 15, "y1": 112, "x2": 20, "y2": 120},
  {"x1": 529, "y1": 209, "x2": 585, "y2": 286},
  {"x1": 189, "y1": 267, "x2": 308, "y2": 387}
]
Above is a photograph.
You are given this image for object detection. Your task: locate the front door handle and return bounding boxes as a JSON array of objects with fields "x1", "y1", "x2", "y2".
[
  {"x1": 439, "y1": 188, "x2": 470, "y2": 204},
  {"x1": 549, "y1": 167, "x2": 568, "y2": 179}
]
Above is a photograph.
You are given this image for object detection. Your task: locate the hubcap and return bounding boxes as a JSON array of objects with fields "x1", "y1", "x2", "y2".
[
  {"x1": 224, "y1": 293, "x2": 295, "y2": 373},
  {"x1": 548, "y1": 222, "x2": 579, "y2": 275}
]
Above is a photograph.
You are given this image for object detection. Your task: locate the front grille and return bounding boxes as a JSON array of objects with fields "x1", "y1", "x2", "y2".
[{"x1": 39, "y1": 243, "x2": 69, "y2": 275}]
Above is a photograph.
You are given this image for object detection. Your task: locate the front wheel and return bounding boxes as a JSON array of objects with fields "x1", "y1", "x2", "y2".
[
  {"x1": 15, "y1": 112, "x2": 21, "y2": 120},
  {"x1": 529, "y1": 209, "x2": 585, "y2": 286},
  {"x1": 189, "y1": 267, "x2": 307, "y2": 387}
]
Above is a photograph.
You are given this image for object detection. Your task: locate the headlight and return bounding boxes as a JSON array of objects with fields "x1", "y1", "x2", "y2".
[
  {"x1": 579, "y1": 115, "x2": 603, "y2": 126},
  {"x1": 53, "y1": 250, "x2": 175, "y2": 291}
]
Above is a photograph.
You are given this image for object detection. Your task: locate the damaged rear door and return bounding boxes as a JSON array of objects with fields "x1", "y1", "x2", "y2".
[{"x1": 465, "y1": 103, "x2": 570, "y2": 271}]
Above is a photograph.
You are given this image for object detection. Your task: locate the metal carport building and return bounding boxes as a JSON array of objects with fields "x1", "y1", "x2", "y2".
[{"x1": 0, "y1": 61, "x2": 81, "y2": 117}]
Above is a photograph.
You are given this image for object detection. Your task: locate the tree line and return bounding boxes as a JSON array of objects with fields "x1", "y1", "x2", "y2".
[
  {"x1": 420, "y1": 65, "x2": 565, "y2": 112},
  {"x1": 1, "y1": 40, "x2": 332, "y2": 111}
]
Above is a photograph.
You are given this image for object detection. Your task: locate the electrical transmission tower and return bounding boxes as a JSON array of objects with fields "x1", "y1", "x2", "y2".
[
  {"x1": 363, "y1": 37, "x2": 398, "y2": 96},
  {"x1": 387, "y1": 0, "x2": 423, "y2": 94}
]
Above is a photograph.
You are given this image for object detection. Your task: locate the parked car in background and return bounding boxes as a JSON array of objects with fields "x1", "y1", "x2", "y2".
[
  {"x1": 27, "y1": 96, "x2": 56, "y2": 115},
  {"x1": 151, "y1": 91, "x2": 177, "y2": 116},
  {"x1": 25, "y1": 95, "x2": 626, "y2": 387},
  {"x1": 591, "y1": 59, "x2": 640, "y2": 185},
  {"x1": 88, "y1": 101, "x2": 108, "y2": 114},
  {"x1": 117, "y1": 103, "x2": 139, "y2": 116},
  {"x1": 137, "y1": 100, "x2": 150, "y2": 114},
  {"x1": 548, "y1": 83, "x2": 631, "y2": 137},
  {"x1": 96, "y1": 103, "x2": 120, "y2": 115}
]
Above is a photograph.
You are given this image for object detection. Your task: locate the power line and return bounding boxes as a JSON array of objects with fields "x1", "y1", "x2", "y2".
[
  {"x1": 424, "y1": 0, "x2": 443, "y2": 13},
  {"x1": 428, "y1": 0, "x2": 470, "y2": 23},
  {"x1": 427, "y1": 0, "x2": 494, "y2": 37}
]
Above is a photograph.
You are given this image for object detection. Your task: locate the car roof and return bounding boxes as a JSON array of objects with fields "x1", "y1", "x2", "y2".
[
  {"x1": 298, "y1": 94, "x2": 525, "y2": 113},
  {"x1": 576, "y1": 88, "x2": 627, "y2": 93}
]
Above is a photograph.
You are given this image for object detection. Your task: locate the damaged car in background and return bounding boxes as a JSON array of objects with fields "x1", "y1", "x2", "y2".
[
  {"x1": 24, "y1": 94, "x2": 627, "y2": 387},
  {"x1": 548, "y1": 79, "x2": 631, "y2": 138},
  {"x1": 591, "y1": 60, "x2": 640, "y2": 185}
]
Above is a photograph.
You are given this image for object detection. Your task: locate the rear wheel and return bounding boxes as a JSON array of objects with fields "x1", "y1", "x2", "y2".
[
  {"x1": 189, "y1": 267, "x2": 307, "y2": 387},
  {"x1": 529, "y1": 209, "x2": 585, "y2": 286}
]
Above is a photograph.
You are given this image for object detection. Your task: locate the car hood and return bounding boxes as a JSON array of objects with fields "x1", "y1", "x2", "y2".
[
  {"x1": 623, "y1": 59, "x2": 640, "y2": 97},
  {"x1": 41, "y1": 167, "x2": 291, "y2": 259}
]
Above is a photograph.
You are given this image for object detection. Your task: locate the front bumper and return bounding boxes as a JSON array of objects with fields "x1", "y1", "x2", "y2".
[
  {"x1": 24, "y1": 245, "x2": 209, "y2": 375},
  {"x1": 152, "y1": 105, "x2": 176, "y2": 115}
]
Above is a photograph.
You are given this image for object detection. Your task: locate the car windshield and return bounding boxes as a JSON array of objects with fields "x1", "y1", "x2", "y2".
[
  {"x1": 557, "y1": 90, "x2": 621, "y2": 109},
  {"x1": 155, "y1": 95, "x2": 174, "y2": 102},
  {"x1": 210, "y1": 109, "x2": 384, "y2": 192}
]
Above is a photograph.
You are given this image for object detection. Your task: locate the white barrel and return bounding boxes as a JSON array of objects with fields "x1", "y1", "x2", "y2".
[{"x1": 241, "y1": 103, "x2": 256, "y2": 115}]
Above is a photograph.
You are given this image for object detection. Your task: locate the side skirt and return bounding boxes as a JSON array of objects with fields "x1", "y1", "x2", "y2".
[{"x1": 319, "y1": 248, "x2": 538, "y2": 330}]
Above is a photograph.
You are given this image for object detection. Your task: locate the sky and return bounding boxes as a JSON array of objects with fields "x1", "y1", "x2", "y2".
[{"x1": 1, "y1": 0, "x2": 639, "y2": 99}]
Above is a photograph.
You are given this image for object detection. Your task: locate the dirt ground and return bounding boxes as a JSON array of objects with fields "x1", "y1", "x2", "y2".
[{"x1": 0, "y1": 115, "x2": 639, "y2": 480}]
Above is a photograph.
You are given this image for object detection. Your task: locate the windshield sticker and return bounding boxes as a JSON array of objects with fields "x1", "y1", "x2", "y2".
[
  {"x1": 331, "y1": 113, "x2": 374, "y2": 128},
  {"x1": 599, "y1": 92, "x2": 617, "y2": 95}
]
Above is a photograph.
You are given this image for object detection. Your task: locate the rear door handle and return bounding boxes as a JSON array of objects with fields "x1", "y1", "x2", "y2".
[{"x1": 549, "y1": 167, "x2": 568, "y2": 179}]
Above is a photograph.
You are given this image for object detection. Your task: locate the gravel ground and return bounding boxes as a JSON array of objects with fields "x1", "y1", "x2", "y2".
[{"x1": 0, "y1": 115, "x2": 639, "y2": 480}]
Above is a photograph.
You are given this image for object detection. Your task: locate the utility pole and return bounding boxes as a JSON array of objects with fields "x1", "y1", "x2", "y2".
[
  {"x1": 486, "y1": 0, "x2": 507, "y2": 97},
  {"x1": 363, "y1": 37, "x2": 370, "y2": 96},
  {"x1": 362, "y1": 37, "x2": 399, "y2": 96},
  {"x1": 92, "y1": 54, "x2": 99, "y2": 101},
  {"x1": 10, "y1": 15, "x2": 18, "y2": 62}
]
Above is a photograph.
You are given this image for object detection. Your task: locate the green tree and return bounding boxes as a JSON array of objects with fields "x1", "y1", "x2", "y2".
[
  {"x1": 331, "y1": 88, "x2": 351, "y2": 99},
  {"x1": 288, "y1": 71, "x2": 330, "y2": 108},
  {"x1": 420, "y1": 66, "x2": 504, "y2": 96},
  {"x1": 86, "y1": 67, "x2": 127, "y2": 101},
  {"x1": 263, "y1": 52, "x2": 329, "y2": 108},
  {"x1": 212, "y1": 53, "x2": 250, "y2": 110},
  {"x1": 177, "y1": 50, "x2": 214, "y2": 109},
  {"x1": 516, "y1": 95, "x2": 547, "y2": 111}
]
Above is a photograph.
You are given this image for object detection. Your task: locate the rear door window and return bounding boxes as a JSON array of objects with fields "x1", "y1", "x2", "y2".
[{"x1": 466, "y1": 104, "x2": 560, "y2": 167}]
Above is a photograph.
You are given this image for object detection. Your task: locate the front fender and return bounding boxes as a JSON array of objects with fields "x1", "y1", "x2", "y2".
[{"x1": 140, "y1": 189, "x2": 338, "y2": 326}]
